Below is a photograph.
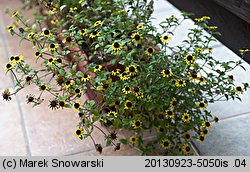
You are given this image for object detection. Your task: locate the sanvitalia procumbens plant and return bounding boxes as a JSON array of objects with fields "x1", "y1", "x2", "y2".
[{"x1": 2, "y1": 0, "x2": 249, "y2": 155}]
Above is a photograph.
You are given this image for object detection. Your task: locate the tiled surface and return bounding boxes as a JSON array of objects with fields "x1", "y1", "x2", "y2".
[
  {"x1": 0, "y1": 0, "x2": 250, "y2": 156},
  {"x1": 193, "y1": 114, "x2": 250, "y2": 155}
]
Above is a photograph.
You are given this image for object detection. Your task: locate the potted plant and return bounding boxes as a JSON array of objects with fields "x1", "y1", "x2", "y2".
[{"x1": 2, "y1": 0, "x2": 249, "y2": 155}]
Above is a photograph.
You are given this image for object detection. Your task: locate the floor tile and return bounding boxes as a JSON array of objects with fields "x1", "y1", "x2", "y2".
[
  {"x1": 75, "y1": 144, "x2": 141, "y2": 156},
  {"x1": 193, "y1": 114, "x2": 250, "y2": 155},
  {"x1": 0, "y1": 88, "x2": 28, "y2": 156}
]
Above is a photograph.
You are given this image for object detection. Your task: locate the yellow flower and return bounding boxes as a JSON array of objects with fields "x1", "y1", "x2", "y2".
[
  {"x1": 49, "y1": 7, "x2": 57, "y2": 14},
  {"x1": 136, "y1": 25, "x2": 144, "y2": 30},
  {"x1": 81, "y1": 74, "x2": 91, "y2": 82},
  {"x1": 197, "y1": 101, "x2": 207, "y2": 110},
  {"x1": 197, "y1": 135, "x2": 205, "y2": 142},
  {"x1": 161, "y1": 35, "x2": 171, "y2": 43},
  {"x1": 170, "y1": 97, "x2": 177, "y2": 108},
  {"x1": 182, "y1": 144, "x2": 191, "y2": 154},
  {"x1": 49, "y1": 43, "x2": 58, "y2": 51},
  {"x1": 79, "y1": 0, "x2": 84, "y2": 4},
  {"x1": 28, "y1": 32, "x2": 38, "y2": 41},
  {"x1": 111, "y1": 42, "x2": 122, "y2": 51},
  {"x1": 126, "y1": 65, "x2": 138, "y2": 76},
  {"x1": 12, "y1": 11, "x2": 18, "y2": 18},
  {"x1": 122, "y1": 86, "x2": 131, "y2": 94},
  {"x1": 202, "y1": 120, "x2": 212, "y2": 129},
  {"x1": 80, "y1": 28, "x2": 87, "y2": 36},
  {"x1": 94, "y1": 65, "x2": 102, "y2": 72},
  {"x1": 41, "y1": 29, "x2": 52, "y2": 37},
  {"x1": 35, "y1": 52, "x2": 42, "y2": 59},
  {"x1": 235, "y1": 86, "x2": 243, "y2": 94},
  {"x1": 111, "y1": 69, "x2": 121, "y2": 76},
  {"x1": 107, "y1": 111, "x2": 117, "y2": 118},
  {"x1": 214, "y1": 116, "x2": 219, "y2": 123},
  {"x1": 40, "y1": 84, "x2": 48, "y2": 92},
  {"x1": 145, "y1": 47, "x2": 155, "y2": 56},
  {"x1": 129, "y1": 135, "x2": 138, "y2": 144},
  {"x1": 161, "y1": 139, "x2": 171, "y2": 150},
  {"x1": 175, "y1": 80, "x2": 186, "y2": 87},
  {"x1": 184, "y1": 54, "x2": 195, "y2": 66},
  {"x1": 165, "y1": 110, "x2": 174, "y2": 118},
  {"x1": 64, "y1": 80, "x2": 74, "y2": 89},
  {"x1": 10, "y1": 55, "x2": 23, "y2": 64},
  {"x1": 47, "y1": 58, "x2": 55, "y2": 65},
  {"x1": 132, "y1": 120, "x2": 142, "y2": 129},
  {"x1": 7, "y1": 25, "x2": 15, "y2": 32},
  {"x1": 183, "y1": 133, "x2": 191, "y2": 141},
  {"x1": 195, "y1": 47, "x2": 204, "y2": 53},
  {"x1": 181, "y1": 113, "x2": 190, "y2": 122},
  {"x1": 89, "y1": 31, "x2": 100, "y2": 38},
  {"x1": 4, "y1": 63, "x2": 15, "y2": 71},
  {"x1": 239, "y1": 48, "x2": 249, "y2": 54},
  {"x1": 131, "y1": 32, "x2": 143, "y2": 43},
  {"x1": 198, "y1": 76, "x2": 206, "y2": 84},
  {"x1": 135, "y1": 92, "x2": 144, "y2": 99},
  {"x1": 70, "y1": 7, "x2": 77, "y2": 12},
  {"x1": 161, "y1": 69, "x2": 173, "y2": 78},
  {"x1": 74, "y1": 88, "x2": 82, "y2": 95},
  {"x1": 73, "y1": 102, "x2": 82, "y2": 111},
  {"x1": 120, "y1": 72, "x2": 130, "y2": 81},
  {"x1": 94, "y1": 20, "x2": 102, "y2": 27},
  {"x1": 124, "y1": 100, "x2": 133, "y2": 110},
  {"x1": 157, "y1": 126, "x2": 165, "y2": 133},
  {"x1": 75, "y1": 127, "x2": 84, "y2": 139}
]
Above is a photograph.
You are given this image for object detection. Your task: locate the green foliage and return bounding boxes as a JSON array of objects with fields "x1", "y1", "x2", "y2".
[{"x1": 3, "y1": 0, "x2": 249, "y2": 155}]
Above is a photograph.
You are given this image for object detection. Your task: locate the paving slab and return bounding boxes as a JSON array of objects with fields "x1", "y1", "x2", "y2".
[{"x1": 193, "y1": 113, "x2": 250, "y2": 155}]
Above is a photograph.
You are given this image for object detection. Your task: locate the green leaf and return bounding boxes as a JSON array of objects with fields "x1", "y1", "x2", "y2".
[{"x1": 119, "y1": 139, "x2": 128, "y2": 144}]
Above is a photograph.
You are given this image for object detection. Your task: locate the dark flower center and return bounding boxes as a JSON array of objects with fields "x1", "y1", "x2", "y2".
[
  {"x1": 185, "y1": 146, "x2": 191, "y2": 152},
  {"x1": 14, "y1": 56, "x2": 20, "y2": 61},
  {"x1": 172, "y1": 101, "x2": 177, "y2": 106},
  {"x1": 57, "y1": 58, "x2": 62, "y2": 63},
  {"x1": 163, "y1": 141, "x2": 169, "y2": 147},
  {"x1": 135, "y1": 121, "x2": 141, "y2": 126},
  {"x1": 75, "y1": 89, "x2": 80, "y2": 93},
  {"x1": 134, "y1": 87, "x2": 139, "y2": 92},
  {"x1": 66, "y1": 37, "x2": 72, "y2": 42},
  {"x1": 191, "y1": 73, "x2": 197, "y2": 78},
  {"x1": 28, "y1": 96, "x2": 34, "y2": 102},
  {"x1": 134, "y1": 34, "x2": 140, "y2": 40},
  {"x1": 10, "y1": 56, "x2": 14, "y2": 61},
  {"x1": 187, "y1": 55, "x2": 193, "y2": 61},
  {"x1": 125, "y1": 87, "x2": 130, "y2": 91},
  {"x1": 167, "y1": 111, "x2": 173, "y2": 115},
  {"x1": 6, "y1": 64, "x2": 12, "y2": 68},
  {"x1": 159, "y1": 127, "x2": 164, "y2": 132},
  {"x1": 114, "y1": 42, "x2": 120, "y2": 48},
  {"x1": 185, "y1": 134, "x2": 190, "y2": 139},
  {"x1": 184, "y1": 115, "x2": 188, "y2": 119},
  {"x1": 164, "y1": 69, "x2": 170, "y2": 75},
  {"x1": 129, "y1": 66, "x2": 135, "y2": 72},
  {"x1": 74, "y1": 103, "x2": 80, "y2": 109},
  {"x1": 179, "y1": 81, "x2": 183, "y2": 84},
  {"x1": 76, "y1": 130, "x2": 82, "y2": 135},
  {"x1": 59, "y1": 101, "x2": 65, "y2": 107},
  {"x1": 147, "y1": 48, "x2": 153, "y2": 53},
  {"x1": 50, "y1": 44, "x2": 55, "y2": 48},
  {"x1": 41, "y1": 85, "x2": 46, "y2": 90},
  {"x1": 26, "y1": 76, "x2": 32, "y2": 82},
  {"x1": 92, "y1": 31, "x2": 97, "y2": 35},
  {"x1": 35, "y1": 52, "x2": 40, "y2": 56},
  {"x1": 50, "y1": 100, "x2": 57, "y2": 107},
  {"x1": 203, "y1": 129, "x2": 208, "y2": 135},
  {"x1": 132, "y1": 138, "x2": 136, "y2": 141},
  {"x1": 205, "y1": 122, "x2": 210, "y2": 127},
  {"x1": 199, "y1": 103, "x2": 205, "y2": 107},
  {"x1": 200, "y1": 136, "x2": 205, "y2": 141},
  {"x1": 236, "y1": 87, "x2": 242, "y2": 91},
  {"x1": 44, "y1": 30, "x2": 50, "y2": 35},
  {"x1": 126, "y1": 102, "x2": 132, "y2": 107},
  {"x1": 103, "y1": 83, "x2": 109, "y2": 89},
  {"x1": 49, "y1": 58, "x2": 53, "y2": 62},
  {"x1": 66, "y1": 81, "x2": 71, "y2": 85},
  {"x1": 164, "y1": 36, "x2": 168, "y2": 40}
]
